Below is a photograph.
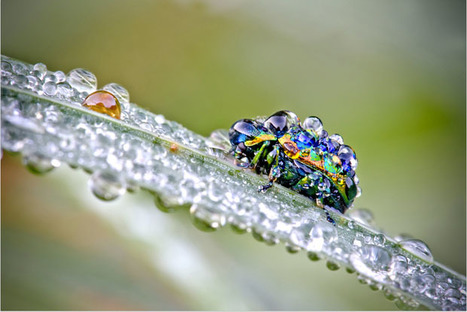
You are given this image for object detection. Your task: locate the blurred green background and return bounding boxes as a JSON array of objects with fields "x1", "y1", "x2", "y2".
[{"x1": 2, "y1": 0, "x2": 465, "y2": 310}]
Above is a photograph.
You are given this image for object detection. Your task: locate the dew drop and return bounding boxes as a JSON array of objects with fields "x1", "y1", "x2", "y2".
[
  {"x1": 33, "y1": 62, "x2": 47, "y2": 80},
  {"x1": 153, "y1": 193, "x2": 185, "y2": 213},
  {"x1": 103, "y1": 83, "x2": 130, "y2": 104},
  {"x1": 347, "y1": 208, "x2": 375, "y2": 226},
  {"x1": 1, "y1": 60, "x2": 12, "y2": 72},
  {"x1": 369, "y1": 283, "x2": 383, "y2": 291},
  {"x1": 82, "y1": 90, "x2": 121, "y2": 119},
  {"x1": 67, "y1": 68, "x2": 97, "y2": 93},
  {"x1": 54, "y1": 70, "x2": 66, "y2": 83},
  {"x1": 329, "y1": 133, "x2": 344, "y2": 145},
  {"x1": 350, "y1": 245, "x2": 393, "y2": 283},
  {"x1": 190, "y1": 204, "x2": 226, "y2": 232},
  {"x1": 383, "y1": 287, "x2": 398, "y2": 301},
  {"x1": 326, "y1": 260, "x2": 340, "y2": 271},
  {"x1": 13, "y1": 74, "x2": 28, "y2": 88},
  {"x1": 22, "y1": 152, "x2": 60, "y2": 174},
  {"x1": 395, "y1": 296, "x2": 419, "y2": 310},
  {"x1": 302, "y1": 116, "x2": 323, "y2": 136},
  {"x1": 43, "y1": 81, "x2": 57, "y2": 96},
  {"x1": 285, "y1": 243, "x2": 301, "y2": 254},
  {"x1": 373, "y1": 233, "x2": 386, "y2": 245},
  {"x1": 89, "y1": 171, "x2": 126, "y2": 201},
  {"x1": 307, "y1": 251, "x2": 321, "y2": 261},
  {"x1": 399, "y1": 239, "x2": 433, "y2": 263},
  {"x1": 230, "y1": 222, "x2": 248, "y2": 234},
  {"x1": 57, "y1": 82, "x2": 74, "y2": 98},
  {"x1": 307, "y1": 221, "x2": 338, "y2": 252}
]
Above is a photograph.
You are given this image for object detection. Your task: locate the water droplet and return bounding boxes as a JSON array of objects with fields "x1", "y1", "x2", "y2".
[
  {"x1": 190, "y1": 204, "x2": 226, "y2": 232},
  {"x1": 307, "y1": 221, "x2": 338, "y2": 252},
  {"x1": 348, "y1": 208, "x2": 375, "y2": 226},
  {"x1": 103, "y1": 82, "x2": 130, "y2": 104},
  {"x1": 285, "y1": 243, "x2": 301, "y2": 254},
  {"x1": 307, "y1": 251, "x2": 321, "y2": 261},
  {"x1": 89, "y1": 171, "x2": 126, "y2": 201},
  {"x1": 13, "y1": 74, "x2": 28, "y2": 88},
  {"x1": 206, "y1": 129, "x2": 231, "y2": 153},
  {"x1": 207, "y1": 180, "x2": 225, "y2": 202},
  {"x1": 329, "y1": 133, "x2": 344, "y2": 145},
  {"x1": 54, "y1": 70, "x2": 66, "y2": 83},
  {"x1": 82, "y1": 90, "x2": 121, "y2": 119},
  {"x1": 383, "y1": 287, "x2": 398, "y2": 301},
  {"x1": 389, "y1": 254, "x2": 408, "y2": 280},
  {"x1": 153, "y1": 193, "x2": 185, "y2": 213},
  {"x1": 13, "y1": 62, "x2": 29, "y2": 75},
  {"x1": 302, "y1": 116, "x2": 323, "y2": 136},
  {"x1": 326, "y1": 260, "x2": 340, "y2": 271},
  {"x1": 373, "y1": 233, "x2": 386, "y2": 245},
  {"x1": 230, "y1": 220, "x2": 249, "y2": 234},
  {"x1": 399, "y1": 239, "x2": 433, "y2": 263},
  {"x1": 43, "y1": 81, "x2": 57, "y2": 96},
  {"x1": 369, "y1": 282, "x2": 383, "y2": 291},
  {"x1": 394, "y1": 296, "x2": 419, "y2": 310},
  {"x1": 22, "y1": 152, "x2": 60, "y2": 174},
  {"x1": 2, "y1": 60, "x2": 12, "y2": 72},
  {"x1": 32, "y1": 62, "x2": 47, "y2": 80},
  {"x1": 394, "y1": 233, "x2": 413, "y2": 242},
  {"x1": 350, "y1": 245, "x2": 393, "y2": 283},
  {"x1": 67, "y1": 68, "x2": 97, "y2": 93},
  {"x1": 57, "y1": 82, "x2": 73, "y2": 98}
]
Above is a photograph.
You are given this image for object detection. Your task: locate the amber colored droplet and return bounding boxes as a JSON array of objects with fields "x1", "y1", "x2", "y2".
[
  {"x1": 82, "y1": 90, "x2": 121, "y2": 119},
  {"x1": 170, "y1": 143, "x2": 179, "y2": 152}
]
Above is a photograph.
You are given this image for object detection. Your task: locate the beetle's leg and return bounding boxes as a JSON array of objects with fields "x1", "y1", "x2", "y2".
[
  {"x1": 258, "y1": 145, "x2": 281, "y2": 193},
  {"x1": 314, "y1": 199, "x2": 336, "y2": 225},
  {"x1": 249, "y1": 141, "x2": 270, "y2": 170}
]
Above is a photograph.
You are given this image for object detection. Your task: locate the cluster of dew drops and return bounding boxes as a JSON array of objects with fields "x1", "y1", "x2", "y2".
[{"x1": 1, "y1": 56, "x2": 465, "y2": 311}]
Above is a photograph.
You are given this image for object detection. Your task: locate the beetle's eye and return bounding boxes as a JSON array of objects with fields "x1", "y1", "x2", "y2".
[
  {"x1": 264, "y1": 111, "x2": 299, "y2": 137},
  {"x1": 301, "y1": 116, "x2": 323, "y2": 136}
]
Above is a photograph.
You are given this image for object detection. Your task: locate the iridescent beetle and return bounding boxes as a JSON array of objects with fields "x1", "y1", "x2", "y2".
[{"x1": 229, "y1": 111, "x2": 360, "y2": 222}]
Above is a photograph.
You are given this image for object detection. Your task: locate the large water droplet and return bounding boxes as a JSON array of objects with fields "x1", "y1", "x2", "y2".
[
  {"x1": 67, "y1": 68, "x2": 97, "y2": 94},
  {"x1": 350, "y1": 245, "x2": 393, "y2": 283},
  {"x1": 399, "y1": 239, "x2": 433, "y2": 263},
  {"x1": 89, "y1": 171, "x2": 126, "y2": 201},
  {"x1": 82, "y1": 90, "x2": 121, "y2": 119}
]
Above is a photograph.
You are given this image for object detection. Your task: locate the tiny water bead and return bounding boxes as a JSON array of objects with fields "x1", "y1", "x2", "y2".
[
  {"x1": 81, "y1": 90, "x2": 121, "y2": 119},
  {"x1": 399, "y1": 239, "x2": 434, "y2": 263},
  {"x1": 89, "y1": 170, "x2": 126, "y2": 201}
]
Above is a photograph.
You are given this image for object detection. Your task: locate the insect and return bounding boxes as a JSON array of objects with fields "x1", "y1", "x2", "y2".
[{"x1": 229, "y1": 110, "x2": 360, "y2": 222}]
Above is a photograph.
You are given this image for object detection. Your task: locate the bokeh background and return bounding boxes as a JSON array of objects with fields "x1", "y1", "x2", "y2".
[{"x1": 2, "y1": 0, "x2": 465, "y2": 310}]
